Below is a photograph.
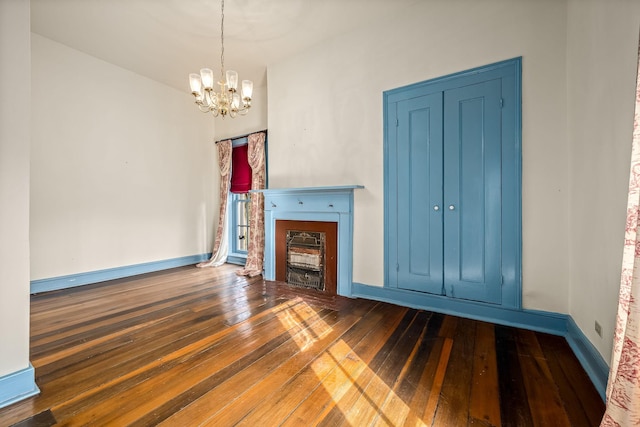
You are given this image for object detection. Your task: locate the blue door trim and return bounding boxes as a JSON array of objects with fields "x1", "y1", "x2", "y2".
[{"x1": 384, "y1": 57, "x2": 522, "y2": 309}]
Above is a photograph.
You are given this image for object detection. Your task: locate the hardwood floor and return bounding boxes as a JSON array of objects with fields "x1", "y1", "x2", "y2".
[{"x1": 1, "y1": 264, "x2": 604, "y2": 426}]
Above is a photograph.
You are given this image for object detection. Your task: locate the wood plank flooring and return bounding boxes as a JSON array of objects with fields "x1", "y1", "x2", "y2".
[{"x1": 0, "y1": 264, "x2": 604, "y2": 426}]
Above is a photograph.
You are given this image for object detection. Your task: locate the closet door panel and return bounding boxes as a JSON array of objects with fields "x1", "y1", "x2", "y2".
[
  {"x1": 443, "y1": 79, "x2": 502, "y2": 304},
  {"x1": 396, "y1": 93, "x2": 444, "y2": 294}
]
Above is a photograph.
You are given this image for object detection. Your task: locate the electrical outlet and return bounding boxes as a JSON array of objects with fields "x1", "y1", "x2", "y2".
[{"x1": 595, "y1": 321, "x2": 602, "y2": 338}]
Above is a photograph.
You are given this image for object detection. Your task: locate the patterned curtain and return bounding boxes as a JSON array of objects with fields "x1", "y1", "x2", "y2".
[
  {"x1": 236, "y1": 131, "x2": 266, "y2": 277},
  {"x1": 197, "y1": 139, "x2": 232, "y2": 268},
  {"x1": 601, "y1": 39, "x2": 640, "y2": 426}
]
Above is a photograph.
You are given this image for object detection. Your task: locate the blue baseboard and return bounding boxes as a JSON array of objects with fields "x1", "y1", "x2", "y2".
[
  {"x1": 566, "y1": 316, "x2": 609, "y2": 401},
  {"x1": 352, "y1": 282, "x2": 609, "y2": 400},
  {"x1": 352, "y1": 283, "x2": 568, "y2": 334},
  {"x1": 0, "y1": 363, "x2": 39, "y2": 409},
  {"x1": 30, "y1": 253, "x2": 212, "y2": 294}
]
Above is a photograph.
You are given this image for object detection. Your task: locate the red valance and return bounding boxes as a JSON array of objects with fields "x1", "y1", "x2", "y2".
[{"x1": 230, "y1": 143, "x2": 251, "y2": 193}]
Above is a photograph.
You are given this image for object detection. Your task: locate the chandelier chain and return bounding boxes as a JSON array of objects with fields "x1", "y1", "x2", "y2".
[{"x1": 220, "y1": 0, "x2": 225, "y2": 77}]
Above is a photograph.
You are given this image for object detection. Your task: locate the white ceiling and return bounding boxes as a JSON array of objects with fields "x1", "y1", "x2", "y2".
[{"x1": 31, "y1": 0, "x2": 417, "y2": 92}]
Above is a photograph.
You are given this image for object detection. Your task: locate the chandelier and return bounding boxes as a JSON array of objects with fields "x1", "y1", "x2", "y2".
[{"x1": 188, "y1": 0, "x2": 253, "y2": 118}]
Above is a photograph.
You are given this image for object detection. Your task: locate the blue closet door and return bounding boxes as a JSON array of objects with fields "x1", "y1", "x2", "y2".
[
  {"x1": 396, "y1": 93, "x2": 444, "y2": 294},
  {"x1": 443, "y1": 78, "x2": 502, "y2": 303},
  {"x1": 391, "y1": 79, "x2": 503, "y2": 304},
  {"x1": 385, "y1": 58, "x2": 521, "y2": 308}
]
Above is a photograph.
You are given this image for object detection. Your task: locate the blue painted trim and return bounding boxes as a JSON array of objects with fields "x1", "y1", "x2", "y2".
[
  {"x1": 0, "y1": 363, "x2": 39, "y2": 409},
  {"x1": 231, "y1": 136, "x2": 248, "y2": 147},
  {"x1": 352, "y1": 282, "x2": 608, "y2": 400},
  {"x1": 384, "y1": 57, "x2": 523, "y2": 102},
  {"x1": 513, "y1": 58, "x2": 523, "y2": 309},
  {"x1": 253, "y1": 185, "x2": 364, "y2": 195},
  {"x1": 566, "y1": 316, "x2": 609, "y2": 401},
  {"x1": 30, "y1": 253, "x2": 212, "y2": 294},
  {"x1": 226, "y1": 255, "x2": 247, "y2": 266},
  {"x1": 353, "y1": 283, "x2": 566, "y2": 335},
  {"x1": 383, "y1": 87, "x2": 394, "y2": 291}
]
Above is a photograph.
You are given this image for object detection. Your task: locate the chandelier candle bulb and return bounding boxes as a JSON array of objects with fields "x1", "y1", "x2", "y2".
[
  {"x1": 242, "y1": 80, "x2": 253, "y2": 99},
  {"x1": 226, "y1": 70, "x2": 238, "y2": 90},
  {"x1": 200, "y1": 68, "x2": 214, "y2": 90},
  {"x1": 189, "y1": 73, "x2": 203, "y2": 95}
]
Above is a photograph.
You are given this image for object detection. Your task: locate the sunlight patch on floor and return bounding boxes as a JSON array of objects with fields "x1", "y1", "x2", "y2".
[
  {"x1": 276, "y1": 300, "x2": 333, "y2": 352},
  {"x1": 311, "y1": 340, "x2": 429, "y2": 427},
  {"x1": 274, "y1": 300, "x2": 428, "y2": 425}
]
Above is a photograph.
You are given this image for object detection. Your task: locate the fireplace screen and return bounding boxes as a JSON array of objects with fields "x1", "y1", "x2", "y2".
[{"x1": 286, "y1": 230, "x2": 325, "y2": 291}]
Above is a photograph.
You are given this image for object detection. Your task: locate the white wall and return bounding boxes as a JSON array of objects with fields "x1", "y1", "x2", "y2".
[
  {"x1": 0, "y1": 0, "x2": 31, "y2": 377},
  {"x1": 268, "y1": 0, "x2": 570, "y2": 312},
  {"x1": 566, "y1": 0, "x2": 640, "y2": 362},
  {"x1": 30, "y1": 34, "x2": 217, "y2": 280}
]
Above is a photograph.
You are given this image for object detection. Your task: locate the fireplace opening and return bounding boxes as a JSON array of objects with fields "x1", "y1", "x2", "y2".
[
  {"x1": 286, "y1": 231, "x2": 325, "y2": 291},
  {"x1": 275, "y1": 220, "x2": 337, "y2": 294}
]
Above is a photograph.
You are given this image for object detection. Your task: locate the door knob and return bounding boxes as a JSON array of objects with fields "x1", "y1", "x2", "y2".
[
  {"x1": 433, "y1": 205, "x2": 440, "y2": 211},
  {"x1": 449, "y1": 205, "x2": 455, "y2": 210}
]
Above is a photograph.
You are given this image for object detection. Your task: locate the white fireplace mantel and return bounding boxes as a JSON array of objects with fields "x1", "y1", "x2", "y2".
[{"x1": 253, "y1": 185, "x2": 364, "y2": 296}]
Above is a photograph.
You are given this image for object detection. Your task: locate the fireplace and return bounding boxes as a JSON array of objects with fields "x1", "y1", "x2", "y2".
[
  {"x1": 275, "y1": 220, "x2": 337, "y2": 294},
  {"x1": 256, "y1": 185, "x2": 363, "y2": 297},
  {"x1": 287, "y1": 230, "x2": 324, "y2": 289}
]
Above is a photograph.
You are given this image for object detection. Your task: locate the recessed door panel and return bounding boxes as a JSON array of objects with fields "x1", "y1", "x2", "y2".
[
  {"x1": 396, "y1": 93, "x2": 443, "y2": 294},
  {"x1": 443, "y1": 79, "x2": 502, "y2": 304}
]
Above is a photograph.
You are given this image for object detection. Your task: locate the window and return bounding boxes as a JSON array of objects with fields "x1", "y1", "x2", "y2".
[
  {"x1": 226, "y1": 132, "x2": 268, "y2": 265},
  {"x1": 230, "y1": 192, "x2": 250, "y2": 255}
]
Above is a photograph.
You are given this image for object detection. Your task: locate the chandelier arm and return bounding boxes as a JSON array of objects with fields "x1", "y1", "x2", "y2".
[
  {"x1": 197, "y1": 104, "x2": 212, "y2": 113},
  {"x1": 204, "y1": 92, "x2": 218, "y2": 111}
]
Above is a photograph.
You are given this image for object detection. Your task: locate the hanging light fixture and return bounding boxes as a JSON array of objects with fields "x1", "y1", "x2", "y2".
[{"x1": 188, "y1": 0, "x2": 253, "y2": 118}]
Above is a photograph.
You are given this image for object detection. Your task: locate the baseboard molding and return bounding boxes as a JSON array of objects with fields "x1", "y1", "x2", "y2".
[
  {"x1": 30, "y1": 253, "x2": 212, "y2": 294},
  {"x1": 566, "y1": 316, "x2": 609, "y2": 401},
  {"x1": 352, "y1": 283, "x2": 567, "y2": 334},
  {"x1": 352, "y1": 282, "x2": 609, "y2": 400},
  {"x1": 0, "y1": 363, "x2": 39, "y2": 409}
]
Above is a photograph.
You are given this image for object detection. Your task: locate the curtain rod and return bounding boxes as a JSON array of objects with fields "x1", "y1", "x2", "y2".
[{"x1": 215, "y1": 129, "x2": 268, "y2": 144}]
